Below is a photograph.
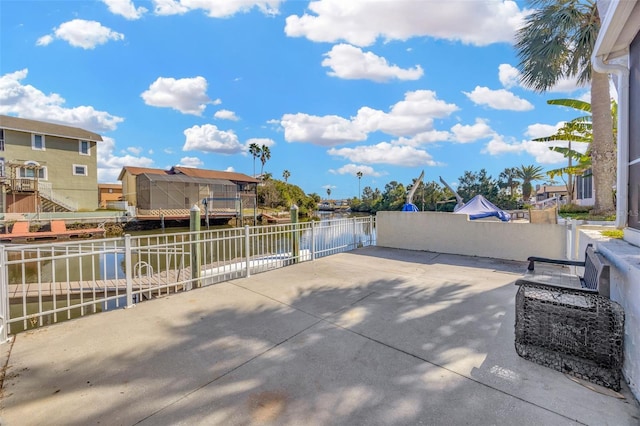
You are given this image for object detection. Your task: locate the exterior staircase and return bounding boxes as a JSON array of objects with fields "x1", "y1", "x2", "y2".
[{"x1": 38, "y1": 182, "x2": 77, "y2": 212}]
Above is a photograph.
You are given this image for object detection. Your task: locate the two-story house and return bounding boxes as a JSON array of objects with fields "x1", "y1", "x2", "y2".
[{"x1": 0, "y1": 115, "x2": 102, "y2": 213}]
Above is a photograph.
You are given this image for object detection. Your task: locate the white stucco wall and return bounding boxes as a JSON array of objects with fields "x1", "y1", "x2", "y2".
[
  {"x1": 376, "y1": 211, "x2": 566, "y2": 261},
  {"x1": 577, "y1": 230, "x2": 640, "y2": 401}
]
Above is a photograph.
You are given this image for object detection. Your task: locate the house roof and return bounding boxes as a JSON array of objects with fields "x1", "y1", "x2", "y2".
[
  {"x1": 139, "y1": 173, "x2": 235, "y2": 187},
  {"x1": 98, "y1": 183, "x2": 122, "y2": 189},
  {"x1": 0, "y1": 115, "x2": 103, "y2": 142},
  {"x1": 117, "y1": 166, "x2": 168, "y2": 181},
  {"x1": 171, "y1": 166, "x2": 259, "y2": 184},
  {"x1": 594, "y1": 0, "x2": 640, "y2": 60},
  {"x1": 536, "y1": 185, "x2": 567, "y2": 195}
]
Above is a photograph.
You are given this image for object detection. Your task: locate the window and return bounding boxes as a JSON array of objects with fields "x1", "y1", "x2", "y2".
[
  {"x1": 32, "y1": 134, "x2": 45, "y2": 150},
  {"x1": 73, "y1": 164, "x2": 88, "y2": 176},
  {"x1": 19, "y1": 161, "x2": 47, "y2": 180},
  {"x1": 576, "y1": 170, "x2": 593, "y2": 200},
  {"x1": 79, "y1": 140, "x2": 90, "y2": 155},
  {"x1": 0, "y1": 158, "x2": 4, "y2": 178},
  {"x1": 0, "y1": 129, "x2": 4, "y2": 151}
]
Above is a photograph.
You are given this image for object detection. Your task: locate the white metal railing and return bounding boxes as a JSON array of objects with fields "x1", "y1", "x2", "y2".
[
  {"x1": 38, "y1": 181, "x2": 78, "y2": 212},
  {"x1": 532, "y1": 196, "x2": 567, "y2": 210},
  {"x1": 0, "y1": 216, "x2": 376, "y2": 340}
]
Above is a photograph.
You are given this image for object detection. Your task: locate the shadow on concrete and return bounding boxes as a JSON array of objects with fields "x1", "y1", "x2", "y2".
[{"x1": 1, "y1": 247, "x2": 638, "y2": 425}]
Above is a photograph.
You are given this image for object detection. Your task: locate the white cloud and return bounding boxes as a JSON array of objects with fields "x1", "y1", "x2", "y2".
[
  {"x1": 498, "y1": 64, "x2": 520, "y2": 88},
  {"x1": 450, "y1": 118, "x2": 494, "y2": 143},
  {"x1": 102, "y1": 0, "x2": 148, "y2": 19},
  {"x1": 389, "y1": 130, "x2": 451, "y2": 147},
  {"x1": 182, "y1": 124, "x2": 245, "y2": 154},
  {"x1": 285, "y1": 0, "x2": 526, "y2": 47},
  {"x1": 36, "y1": 35, "x2": 54, "y2": 46},
  {"x1": 0, "y1": 69, "x2": 124, "y2": 133},
  {"x1": 38, "y1": 19, "x2": 124, "y2": 49},
  {"x1": 153, "y1": 0, "x2": 282, "y2": 17},
  {"x1": 525, "y1": 122, "x2": 564, "y2": 139},
  {"x1": 224, "y1": 166, "x2": 235, "y2": 172},
  {"x1": 281, "y1": 90, "x2": 458, "y2": 146},
  {"x1": 141, "y1": 76, "x2": 211, "y2": 115},
  {"x1": 281, "y1": 113, "x2": 366, "y2": 146},
  {"x1": 328, "y1": 163, "x2": 385, "y2": 177},
  {"x1": 481, "y1": 135, "x2": 579, "y2": 165},
  {"x1": 177, "y1": 156, "x2": 204, "y2": 167},
  {"x1": 127, "y1": 146, "x2": 143, "y2": 155},
  {"x1": 355, "y1": 90, "x2": 458, "y2": 136},
  {"x1": 463, "y1": 86, "x2": 534, "y2": 111},
  {"x1": 214, "y1": 109, "x2": 239, "y2": 121},
  {"x1": 245, "y1": 137, "x2": 276, "y2": 148},
  {"x1": 98, "y1": 137, "x2": 154, "y2": 183},
  {"x1": 328, "y1": 142, "x2": 437, "y2": 167},
  {"x1": 322, "y1": 44, "x2": 423, "y2": 82}
]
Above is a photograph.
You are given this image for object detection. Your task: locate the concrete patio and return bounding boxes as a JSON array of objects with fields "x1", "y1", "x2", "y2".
[{"x1": 1, "y1": 246, "x2": 638, "y2": 425}]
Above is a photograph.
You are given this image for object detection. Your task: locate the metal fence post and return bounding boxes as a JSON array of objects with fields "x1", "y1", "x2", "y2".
[
  {"x1": 352, "y1": 217, "x2": 358, "y2": 249},
  {"x1": 245, "y1": 225, "x2": 251, "y2": 277},
  {"x1": 370, "y1": 215, "x2": 375, "y2": 246},
  {"x1": 0, "y1": 245, "x2": 9, "y2": 342},
  {"x1": 311, "y1": 220, "x2": 316, "y2": 261},
  {"x1": 290, "y1": 204, "x2": 299, "y2": 262},
  {"x1": 124, "y1": 234, "x2": 134, "y2": 308},
  {"x1": 190, "y1": 205, "x2": 201, "y2": 288}
]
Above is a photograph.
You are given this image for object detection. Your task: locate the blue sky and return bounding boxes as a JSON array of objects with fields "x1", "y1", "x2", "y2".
[{"x1": 1, "y1": 0, "x2": 591, "y2": 199}]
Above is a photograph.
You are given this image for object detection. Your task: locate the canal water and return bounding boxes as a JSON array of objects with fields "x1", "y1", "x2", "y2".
[{"x1": 8, "y1": 215, "x2": 374, "y2": 333}]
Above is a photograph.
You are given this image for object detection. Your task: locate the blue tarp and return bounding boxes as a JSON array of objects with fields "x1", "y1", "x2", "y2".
[
  {"x1": 453, "y1": 195, "x2": 510, "y2": 222},
  {"x1": 402, "y1": 203, "x2": 419, "y2": 212}
]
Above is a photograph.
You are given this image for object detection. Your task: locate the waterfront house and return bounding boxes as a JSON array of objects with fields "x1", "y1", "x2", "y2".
[
  {"x1": 0, "y1": 115, "x2": 102, "y2": 213},
  {"x1": 117, "y1": 166, "x2": 259, "y2": 218},
  {"x1": 98, "y1": 183, "x2": 123, "y2": 209}
]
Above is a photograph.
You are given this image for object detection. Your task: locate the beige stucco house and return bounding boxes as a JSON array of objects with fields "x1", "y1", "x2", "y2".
[{"x1": 0, "y1": 115, "x2": 102, "y2": 213}]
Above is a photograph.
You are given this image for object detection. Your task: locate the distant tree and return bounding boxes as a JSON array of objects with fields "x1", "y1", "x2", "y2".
[
  {"x1": 457, "y1": 169, "x2": 499, "y2": 203},
  {"x1": 326, "y1": 187, "x2": 332, "y2": 199},
  {"x1": 248, "y1": 143, "x2": 261, "y2": 177},
  {"x1": 309, "y1": 193, "x2": 321, "y2": 204},
  {"x1": 515, "y1": 0, "x2": 615, "y2": 214},
  {"x1": 282, "y1": 169, "x2": 290, "y2": 183},
  {"x1": 516, "y1": 165, "x2": 545, "y2": 202},
  {"x1": 420, "y1": 181, "x2": 447, "y2": 211},
  {"x1": 380, "y1": 181, "x2": 406, "y2": 211},
  {"x1": 498, "y1": 167, "x2": 520, "y2": 198},
  {"x1": 356, "y1": 171, "x2": 363, "y2": 199},
  {"x1": 260, "y1": 145, "x2": 271, "y2": 177}
]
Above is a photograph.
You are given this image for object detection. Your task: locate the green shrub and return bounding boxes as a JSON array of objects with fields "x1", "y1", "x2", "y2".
[
  {"x1": 559, "y1": 204, "x2": 591, "y2": 214},
  {"x1": 601, "y1": 229, "x2": 623, "y2": 239}
]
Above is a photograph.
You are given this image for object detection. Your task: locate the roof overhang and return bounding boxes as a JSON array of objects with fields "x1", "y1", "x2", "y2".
[{"x1": 594, "y1": 0, "x2": 640, "y2": 60}]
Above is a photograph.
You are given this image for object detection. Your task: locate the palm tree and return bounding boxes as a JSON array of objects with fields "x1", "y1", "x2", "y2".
[
  {"x1": 517, "y1": 165, "x2": 545, "y2": 202},
  {"x1": 259, "y1": 145, "x2": 271, "y2": 178},
  {"x1": 282, "y1": 169, "x2": 290, "y2": 183},
  {"x1": 533, "y1": 99, "x2": 594, "y2": 204},
  {"x1": 498, "y1": 167, "x2": 520, "y2": 198},
  {"x1": 515, "y1": 0, "x2": 615, "y2": 214},
  {"x1": 356, "y1": 171, "x2": 363, "y2": 199},
  {"x1": 326, "y1": 187, "x2": 332, "y2": 200},
  {"x1": 248, "y1": 143, "x2": 261, "y2": 177}
]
